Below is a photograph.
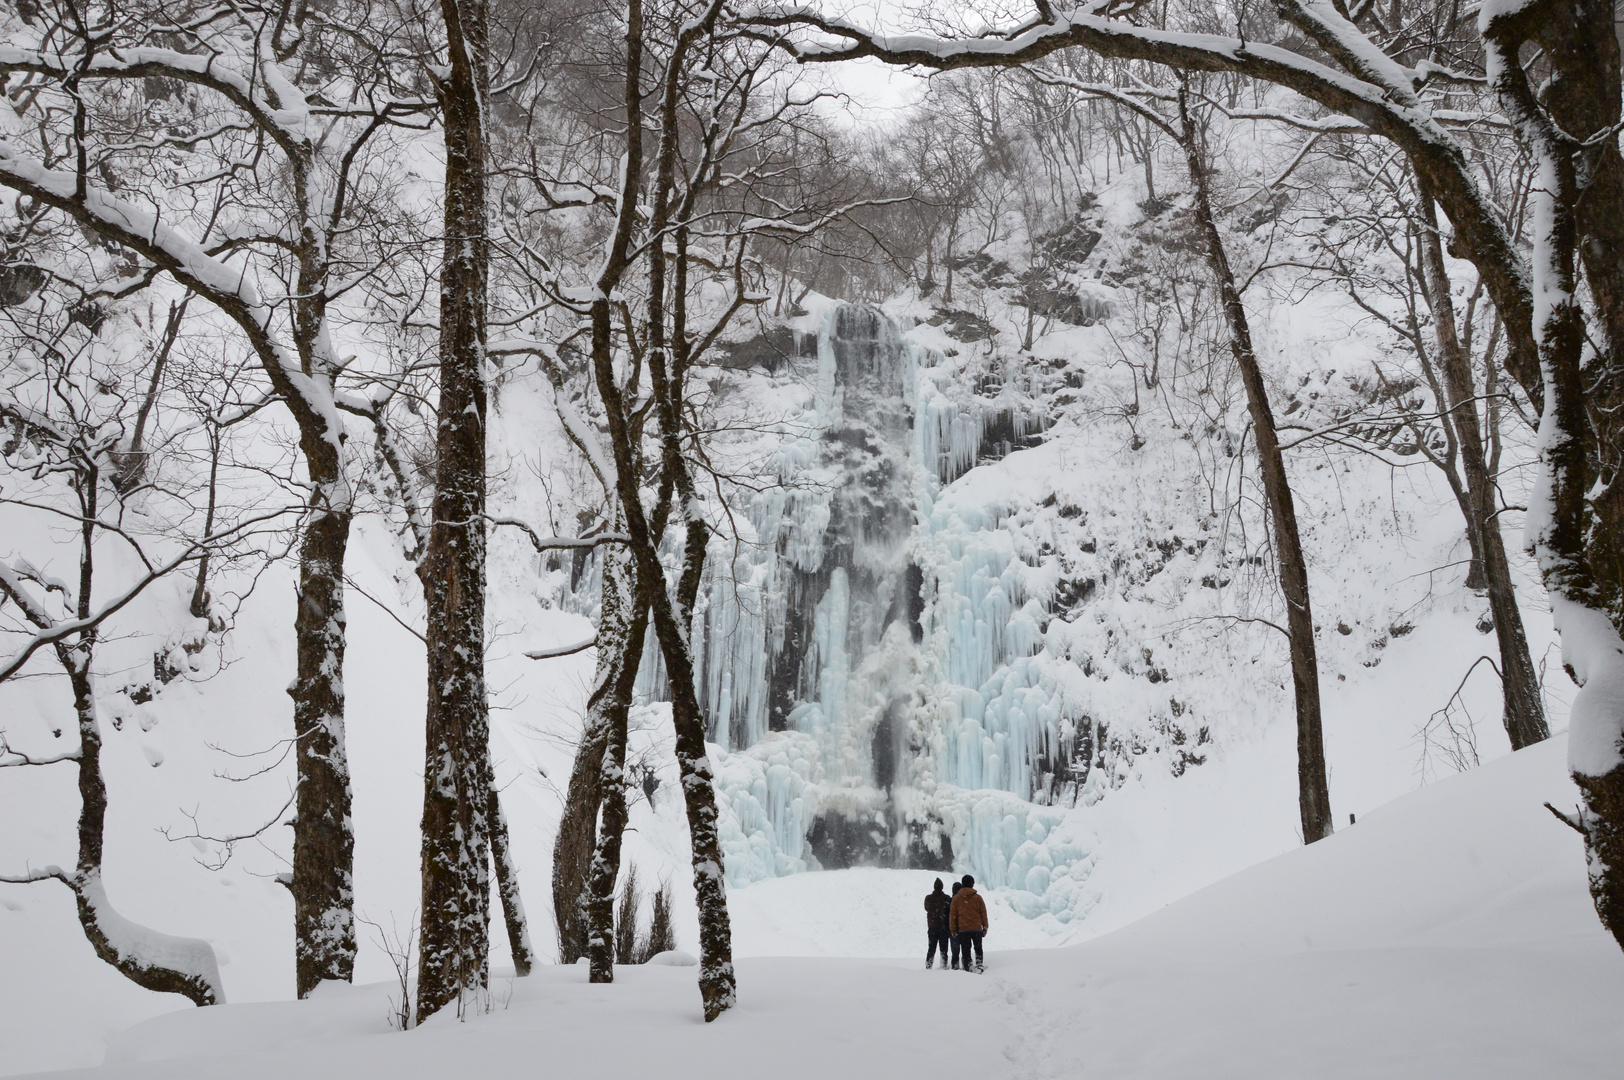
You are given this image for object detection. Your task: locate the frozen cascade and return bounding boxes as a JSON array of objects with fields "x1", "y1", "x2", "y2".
[{"x1": 675, "y1": 305, "x2": 1101, "y2": 925}]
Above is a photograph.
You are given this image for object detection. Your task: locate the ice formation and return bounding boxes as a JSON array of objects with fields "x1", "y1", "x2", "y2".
[{"x1": 656, "y1": 304, "x2": 1109, "y2": 923}]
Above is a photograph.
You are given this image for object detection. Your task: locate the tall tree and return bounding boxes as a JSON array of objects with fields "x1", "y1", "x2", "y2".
[
  {"x1": 1297, "y1": 143, "x2": 1551, "y2": 754},
  {"x1": 1173, "y1": 87, "x2": 1332, "y2": 842},
  {"x1": 583, "y1": 557, "x2": 652, "y2": 982},
  {"x1": 551, "y1": 531, "x2": 646, "y2": 966},
  {"x1": 1412, "y1": 193, "x2": 1548, "y2": 750},
  {"x1": 415, "y1": 0, "x2": 498, "y2": 1022},
  {"x1": 338, "y1": 391, "x2": 535, "y2": 982},
  {"x1": 576, "y1": 0, "x2": 739, "y2": 1019}
]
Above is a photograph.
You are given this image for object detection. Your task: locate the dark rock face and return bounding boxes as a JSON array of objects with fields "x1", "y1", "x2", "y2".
[
  {"x1": 807, "y1": 811, "x2": 891, "y2": 869},
  {"x1": 805, "y1": 809, "x2": 957, "y2": 872},
  {"x1": 717, "y1": 326, "x2": 815, "y2": 371},
  {"x1": 904, "y1": 822, "x2": 955, "y2": 872},
  {"x1": 0, "y1": 262, "x2": 45, "y2": 308},
  {"x1": 927, "y1": 307, "x2": 998, "y2": 343},
  {"x1": 1040, "y1": 213, "x2": 1103, "y2": 265}
]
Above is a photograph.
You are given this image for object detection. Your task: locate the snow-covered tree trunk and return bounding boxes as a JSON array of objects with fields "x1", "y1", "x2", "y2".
[
  {"x1": 585, "y1": 663, "x2": 633, "y2": 984},
  {"x1": 64, "y1": 640, "x2": 225, "y2": 1007},
  {"x1": 416, "y1": 0, "x2": 495, "y2": 1022},
  {"x1": 592, "y1": 310, "x2": 738, "y2": 1018},
  {"x1": 640, "y1": 18, "x2": 738, "y2": 1011},
  {"x1": 1414, "y1": 195, "x2": 1549, "y2": 752},
  {"x1": 552, "y1": 695, "x2": 609, "y2": 965},
  {"x1": 1484, "y1": 0, "x2": 1624, "y2": 951},
  {"x1": 583, "y1": 547, "x2": 650, "y2": 982},
  {"x1": 649, "y1": 531, "x2": 737, "y2": 1017},
  {"x1": 573, "y1": 0, "x2": 737, "y2": 1018},
  {"x1": 487, "y1": 784, "x2": 533, "y2": 977},
  {"x1": 554, "y1": 541, "x2": 641, "y2": 964},
  {"x1": 289, "y1": 435, "x2": 357, "y2": 996},
  {"x1": 1177, "y1": 88, "x2": 1333, "y2": 844}
]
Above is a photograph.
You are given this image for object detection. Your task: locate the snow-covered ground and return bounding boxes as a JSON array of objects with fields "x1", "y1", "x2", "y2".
[{"x1": 7, "y1": 733, "x2": 1617, "y2": 1079}]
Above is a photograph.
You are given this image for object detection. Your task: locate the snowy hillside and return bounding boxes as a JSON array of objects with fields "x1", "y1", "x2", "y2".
[{"x1": 9, "y1": 732, "x2": 1617, "y2": 1080}]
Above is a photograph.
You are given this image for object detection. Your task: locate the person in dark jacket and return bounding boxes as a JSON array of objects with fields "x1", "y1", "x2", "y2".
[
  {"x1": 948, "y1": 881, "x2": 965, "y2": 969},
  {"x1": 949, "y1": 873, "x2": 989, "y2": 973},
  {"x1": 923, "y1": 878, "x2": 952, "y2": 968}
]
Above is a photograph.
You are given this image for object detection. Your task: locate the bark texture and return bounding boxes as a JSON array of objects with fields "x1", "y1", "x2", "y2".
[
  {"x1": 1484, "y1": 0, "x2": 1624, "y2": 952},
  {"x1": 1178, "y1": 89, "x2": 1333, "y2": 844},
  {"x1": 584, "y1": 628, "x2": 636, "y2": 983},
  {"x1": 416, "y1": 0, "x2": 494, "y2": 1023},
  {"x1": 290, "y1": 495, "x2": 356, "y2": 997},
  {"x1": 652, "y1": 554, "x2": 738, "y2": 1018},
  {"x1": 553, "y1": 544, "x2": 637, "y2": 963},
  {"x1": 584, "y1": 708, "x2": 631, "y2": 983},
  {"x1": 488, "y1": 785, "x2": 533, "y2": 977},
  {"x1": 1571, "y1": 774, "x2": 1624, "y2": 943}
]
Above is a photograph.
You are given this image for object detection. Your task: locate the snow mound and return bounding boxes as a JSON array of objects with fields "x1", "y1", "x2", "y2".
[
  {"x1": 645, "y1": 950, "x2": 697, "y2": 967},
  {"x1": 991, "y1": 733, "x2": 1624, "y2": 1078}
]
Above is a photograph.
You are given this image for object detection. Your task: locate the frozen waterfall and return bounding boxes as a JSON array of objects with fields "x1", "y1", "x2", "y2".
[{"x1": 675, "y1": 305, "x2": 1098, "y2": 924}]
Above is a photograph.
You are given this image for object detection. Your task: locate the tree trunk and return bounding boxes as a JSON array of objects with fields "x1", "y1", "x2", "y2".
[
  {"x1": 188, "y1": 426, "x2": 220, "y2": 620},
  {"x1": 580, "y1": 0, "x2": 736, "y2": 1018},
  {"x1": 7, "y1": 472, "x2": 226, "y2": 1006},
  {"x1": 552, "y1": 544, "x2": 641, "y2": 963},
  {"x1": 1178, "y1": 89, "x2": 1333, "y2": 844},
  {"x1": 1537, "y1": 0, "x2": 1624, "y2": 952},
  {"x1": 647, "y1": 522, "x2": 737, "y2": 1018},
  {"x1": 591, "y1": 317, "x2": 737, "y2": 1018},
  {"x1": 1541, "y1": 0, "x2": 1624, "y2": 598},
  {"x1": 416, "y1": 0, "x2": 494, "y2": 1024},
  {"x1": 585, "y1": 661, "x2": 632, "y2": 983},
  {"x1": 585, "y1": 561, "x2": 651, "y2": 983},
  {"x1": 1416, "y1": 195, "x2": 1549, "y2": 751},
  {"x1": 289, "y1": 494, "x2": 357, "y2": 997},
  {"x1": 488, "y1": 785, "x2": 533, "y2": 977},
  {"x1": 1485, "y1": 0, "x2": 1624, "y2": 954},
  {"x1": 550, "y1": 704, "x2": 607, "y2": 965},
  {"x1": 64, "y1": 642, "x2": 224, "y2": 1006}
]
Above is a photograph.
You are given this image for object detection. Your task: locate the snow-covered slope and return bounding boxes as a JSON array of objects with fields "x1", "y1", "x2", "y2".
[{"x1": 10, "y1": 733, "x2": 1617, "y2": 1080}]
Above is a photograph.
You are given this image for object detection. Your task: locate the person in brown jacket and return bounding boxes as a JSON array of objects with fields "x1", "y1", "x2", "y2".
[{"x1": 948, "y1": 873, "x2": 988, "y2": 973}]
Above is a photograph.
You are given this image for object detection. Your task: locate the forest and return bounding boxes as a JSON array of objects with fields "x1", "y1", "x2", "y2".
[{"x1": 1, "y1": 0, "x2": 1622, "y2": 1075}]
